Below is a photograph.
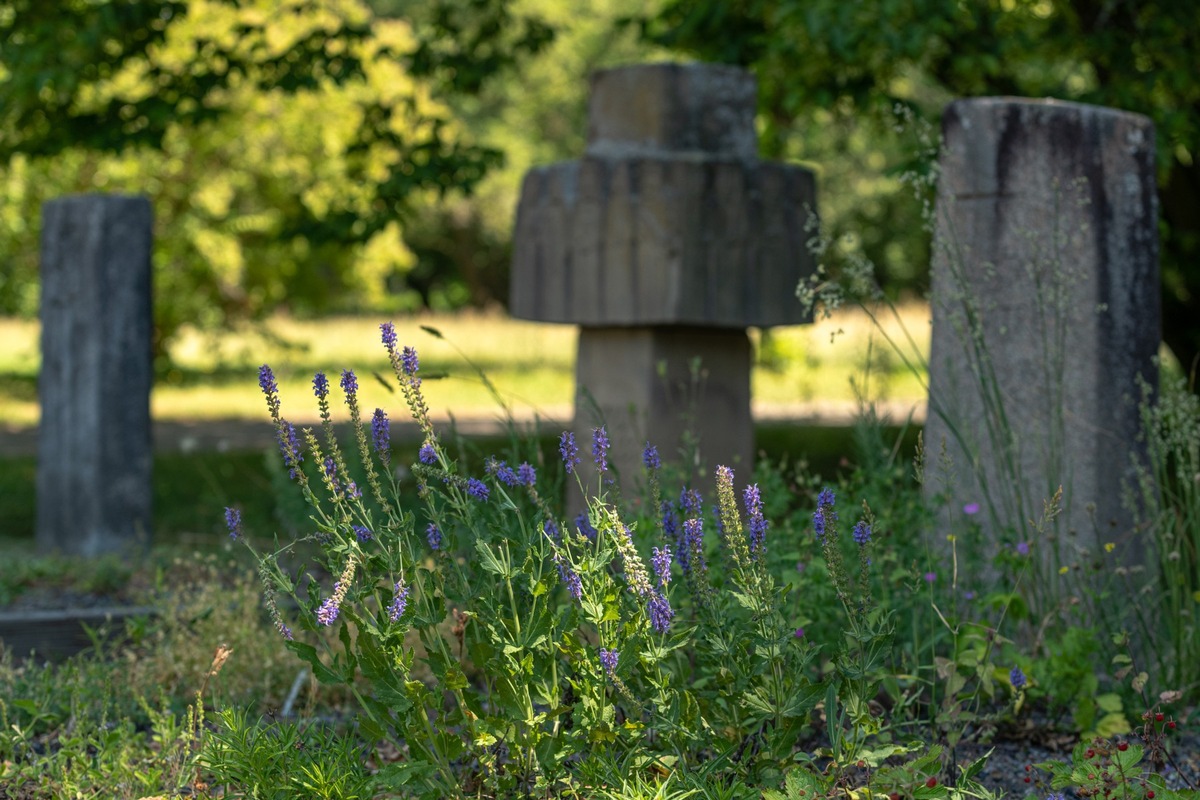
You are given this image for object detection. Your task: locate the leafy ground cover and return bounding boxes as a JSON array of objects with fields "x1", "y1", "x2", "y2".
[{"x1": 1, "y1": 322, "x2": 1195, "y2": 799}]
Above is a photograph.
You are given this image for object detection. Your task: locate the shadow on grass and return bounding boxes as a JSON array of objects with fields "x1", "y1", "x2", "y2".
[{"x1": 0, "y1": 424, "x2": 921, "y2": 544}]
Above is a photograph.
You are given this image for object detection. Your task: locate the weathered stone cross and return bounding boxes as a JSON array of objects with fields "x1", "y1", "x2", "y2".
[{"x1": 510, "y1": 62, "x2": 816, "y2": 492}]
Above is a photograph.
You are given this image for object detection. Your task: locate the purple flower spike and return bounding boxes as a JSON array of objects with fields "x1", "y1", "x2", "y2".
[
  {"x1": 312, "y1": 372, "x2": 329, "y2": 399},
  {"x1": 317, "y1": 588, "x2": 341, "y2": 626},
  {"x1": 517, "y1": 462, "x2": 536, "y2": 486},
  {"x1": 400, "y1": 346, "x2": 419, "y2": 376},
  {"x1": 426, "y1": 522, "x2": 442, "y2": 551},
  {"x1": 652, "y1": 545, "x2": 672, "y2": 588},
  {"x1": 224, "y1": 507, "x2": 242, "y2": 540},
  {"x1": 258, "y1": 364, "x2": 278, "y2": 396},
  {"x1": 852, "y1": 520, "x2": 872, "y2": 546},
  {"x1": 559, "y1": 432, "x2": 580, "y2": 474},
  {"x1": 744, "y1": 484, "x2": 768, "y2": 555},
  {"x1": 681, "y1": 517, "x2": 705, "y2": 575},
  {"x1": 352, "y1": 525, "x2": 372, "y2": 543},
  {"x1": 276, "y1": 421, "x2": 303, "y2": 478},
  {"x1": 643, "y1": 442, "x2": 660, "y2": 470},
  {"x1": 380, "y1": 321, "x2": 397, "y2": 350},
  {"x1": 680, "y1": 488, "x2": 702, "y2": 517},
  {"x1": 419, "y1": 442, "x2": 437, "y2": 465},
  {"x1": 340, "y1": 369, "x2": 358, "y2": 397},
  {"x1": 554, "y1": 553, "x2": 582, "y2": 600},
  {"x1": 592, "y1": 426, "x2": 610, "y2": 473},
  {"x1": 813, "y1": 487, "x2": 837, "y2": 542},
  {"x1": 466, "y1": 478, "x2": 489, "y2": 502},
  {"x1": 648, "y1": 592, "x2": 673, "y2": 633},
  {"x1": 371, "y1": 409, "x2": 390, "y2": 456},
  {"x1": 599, "y1": 648, "x2": 619, "y2": 677},
  {"x1": 496, "y1": 463, "x2": 518, "y2": 487},
  {"x1": 388, "y1": 580, "x2": 410, "y2": 622},
  {"x1": 1010, "y1": 665, "x2": 1027, "y2": 690}
]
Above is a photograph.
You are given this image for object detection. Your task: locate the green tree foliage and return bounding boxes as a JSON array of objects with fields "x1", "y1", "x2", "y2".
[
  {"x1": 379, "y1": 0, "x2": 671, "y2": 310},
  {"x1": 0, "y1": 0, "x2": 551, "y2": 357},
  {"x1": 644, "y1": 0, "x2": 1200, "y2": 373}
]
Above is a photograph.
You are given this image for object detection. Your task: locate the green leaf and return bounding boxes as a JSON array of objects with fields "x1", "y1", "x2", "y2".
[
  {"x1": 1094, "y1": 712, "x2": 1132, "y2": 738},
  {"x1": 443, "y1": 666, "x2": 469, "y2": 691},
  {"x1": 358, "y1": 713, "x2": 386, "y2": 743},
  {"x1": 742, "y1": 687, "x2": 775, "y2": 716},
  {"x1": 960, "y1": 747, "x2": 994, "y2": 781},
  {"x1": 779, "y1": 681, "x2": 824, "y2": 719},
  {"x1": 474, "y1": 540, "x2": 509, "y2": 577},
  {"x1": 286, "y1": 641, "x2": 342, "y2": 685},
  {"x1": 730, "y1": 590, "x2": 759, "y2": 611}
]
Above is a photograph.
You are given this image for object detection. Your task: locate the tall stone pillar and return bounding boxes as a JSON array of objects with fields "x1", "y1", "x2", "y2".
[
  {"x1": 37, "y1": 194, "x2": 154, "y2": 556},
  {"x1": 926, "y1": 98, "x2": 1159, "y2": 567},
  {"x1": 511, "y1": 63, "x2": 816, "y2": 495}
]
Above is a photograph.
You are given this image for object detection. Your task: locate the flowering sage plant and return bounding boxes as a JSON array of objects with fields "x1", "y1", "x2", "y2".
[{"x1": 229, "y1": 323, "x2": 831, "y2": 798}]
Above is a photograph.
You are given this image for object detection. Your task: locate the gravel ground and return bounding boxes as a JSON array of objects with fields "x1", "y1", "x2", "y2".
[{"x1": 952, "y1": 728, "x2": 1200, "y2": 799}]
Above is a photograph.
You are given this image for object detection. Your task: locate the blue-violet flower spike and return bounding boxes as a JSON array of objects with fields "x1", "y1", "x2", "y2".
[
  {"x1": 312, "y1": 372, "x2": 329, "y2": 399},
  {"x1": 592, "y1": 426, "x2": 610, "y2": 473},
  {"x1": 224, "y1": 507, "x2": 242, "y2": 540},
  {"x1": 380, "y1": 321, "x2": 397, "y2": 350},
  {"x1": 466, "y1": 478, "x2": 489, "y2": 502},
  {"x1": 643, "y1": 442, "x2": 660, "y2": 470},
  {"x1": 340, "y1": 369, "x2": 358, "y2": 397},
  {"x1": 559, "y1": 431, "x2": 580, "y2": 474},
  {"x1": 400, "y1": 346, "x2": 419, "y2": 376}
]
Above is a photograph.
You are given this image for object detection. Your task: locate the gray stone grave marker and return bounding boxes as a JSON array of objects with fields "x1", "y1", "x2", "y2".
[
  {"x1": 510, "y1": 62, "x2": 816, "y2": 491},
  {"x1": 925, "y1": 98, "x2": 1159, "y2": 566},
  {"x1": 37, "y1": 194, "x2": 154, "y2": 556}
]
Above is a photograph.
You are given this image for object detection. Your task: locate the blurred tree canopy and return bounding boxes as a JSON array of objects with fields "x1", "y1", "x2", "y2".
[
  {"x1": 0, "y1": 0, "x2": 552, "y2": 359},
  {"x1": 643, "y1": 0, "x2": 1200, "y2": 374}
]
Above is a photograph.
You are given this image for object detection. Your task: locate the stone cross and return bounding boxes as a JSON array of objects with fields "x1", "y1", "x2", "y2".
[
  {"x1": 510, "y1": 62, "x2": 816, "y2": 492},
  {"x1": 37, "y1": 194, "x2": 154, "y2": 556},
  {"x1": 925, "y1": 98, "x2": 1159, "y2": 568}
]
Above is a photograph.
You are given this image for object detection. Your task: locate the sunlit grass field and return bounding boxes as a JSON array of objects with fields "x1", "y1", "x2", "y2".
[{"x1": 0, "y1": 302, "x2": 930, "y2": 428}]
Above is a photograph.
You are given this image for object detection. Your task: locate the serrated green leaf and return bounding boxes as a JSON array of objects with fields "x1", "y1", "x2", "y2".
[
  {"x1": 1094, "y1": 712, "x2": 1132, "y2": 737},
  {"x1": 779, "y1": 681, "x2": 824, "y2": 718},
  {"x1": 742, "y1": 687, "x2": 774, "y2": 716},
  {"x1": 286, "y1": 640, "x2": 342, "y2": 685}
]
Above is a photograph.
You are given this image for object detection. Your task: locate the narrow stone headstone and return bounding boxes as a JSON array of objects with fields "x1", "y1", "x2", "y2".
[
  {"x1": 511, "y1": 63, "x2": 816, "y2": 491},
  {"x1": 926, "y1": 98, "x2": 1159, "y2": 566},
  {"x1": 37, "y1": 194, "x2": 154, "y2": 556}
]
